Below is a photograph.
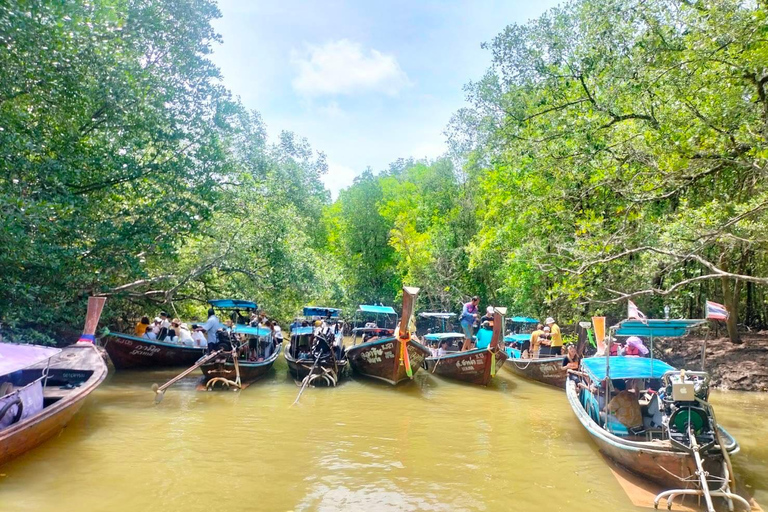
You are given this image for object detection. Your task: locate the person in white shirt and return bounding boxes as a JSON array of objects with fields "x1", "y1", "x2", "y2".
[
  {"x1": 178, "y1": 323, "x2": 195, "y2": 346},
  {"x1": 191, "y1": 324, "x2": 207, "y2": 348},
  {"x1": 143, "y1": 329, "x2": 157, "y2": 340},
  {"x1": 199, "y1": 308, "x2": 222, "y2": 349}
]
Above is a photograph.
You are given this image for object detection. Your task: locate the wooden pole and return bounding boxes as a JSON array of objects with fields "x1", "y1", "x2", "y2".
[{"x1": 152, "y1": 350, "x2": 222, "y2": 403}]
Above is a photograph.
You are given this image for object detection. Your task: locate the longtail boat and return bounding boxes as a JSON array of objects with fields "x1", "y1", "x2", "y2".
[
  {"x1": 198, "y1": 322, "x2": 280, "y2": 391},
  {"x1": 424, "y1": 308, "x2": 507, "y2": 386},
  {"x1": 0, "y1": 297, "x2": 108, "y2": 466},
  {"x1": 103, "y1": 332, "x2": 205, "y2": 369},
  {"x1": 502, "y1": 331, "x2": 567, "y2": 389},
  {"x1": 567, "y1": 319, "x2": 750, "y2": 512},
  {"x1": 285, "y1": 306, "x2": 348, "y2": 387},
  {"x1": 347, "y1": 287, "x2": 430, "y2": 385}
]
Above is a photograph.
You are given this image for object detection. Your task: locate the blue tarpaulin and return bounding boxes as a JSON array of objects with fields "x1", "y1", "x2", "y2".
[
  {"x1": 505, "y1": 347, "x2": 522, "y2": 359},
  {"x1": 504, "y1": 333, "x2": 531, "y2": 343},
  {"x1": 291, "y1": 326, "x2": 314, "y2": 336},
  {"x1": 424, "y1": 332, "x2": 465, "y2": 342},
  {"x1": 209, "y1": 299, "x2": 257, "y2": 310},
  {"x1": 613, "y1": 319, "x2": 705, "y2": 337},
  {"x1": 230, "y1": 325, "x2": 271, "y2": 337},
  {"x1": 508, "y1": 316, "x2": 538, "y2": 324},
  {"x1": 582, "y1": 356, "x2": 676, "y2": 381},
  {"x1": 303, "y1": 306, "x2": 340, "y2": 318},
  {"x1": 358, "y1": 305, "x2": 397, "y2": 315}
]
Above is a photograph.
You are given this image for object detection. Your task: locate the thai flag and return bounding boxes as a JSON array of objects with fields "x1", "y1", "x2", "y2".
[
  {"x1": 706, "y1": 300, "x2": 729, "y2": 321},
  {"x1": 628, "y1": 300, "x2": 647, "y2": 321}
]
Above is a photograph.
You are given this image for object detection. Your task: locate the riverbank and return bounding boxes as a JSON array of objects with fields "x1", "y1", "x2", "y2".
[{"x1": 655, "y1": 333, "x2": 768, "y2": 392}]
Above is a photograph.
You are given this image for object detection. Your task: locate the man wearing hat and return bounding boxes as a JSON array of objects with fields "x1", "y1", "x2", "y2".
[{"x1": 545, "y1": 317, "x2": 563, "y2": 355}]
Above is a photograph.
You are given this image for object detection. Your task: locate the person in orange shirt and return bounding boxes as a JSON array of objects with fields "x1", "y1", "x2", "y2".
[{"x1": 134, "y1": 316, "x2": 150, "y2": 336}]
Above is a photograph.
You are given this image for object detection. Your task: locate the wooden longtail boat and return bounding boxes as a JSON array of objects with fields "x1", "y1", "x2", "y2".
[
  {"x1": 285, "y1": 306, "x2": 348, "y2": 387},
  {"x1": 502, "y1": 339, "x2": 567, "y2": 389},
  {"x1": 568, "y1": 319, "x2": 750, "y2": 512},
  {"x1": 424, "y1": 308, "x2": 507, "y2": 386},
  {"x1": 104, "y1": 332, "x2": 205, "y2": 369},
  {"x1": 347, "y1": 287, "x2": 430, "y2": 385},
  {"x1": 199, "y1": 324, "x2": 281, "y2": 391},
  {"x1": 0, "y1": 297, "x2": 108, "y2": 466}
]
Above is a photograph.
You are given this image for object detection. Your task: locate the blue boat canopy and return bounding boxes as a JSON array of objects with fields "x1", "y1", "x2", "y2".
[
  {"x1": 504, "y1": 333, "x2": 531, "y2": 343},
  {"x1": 508, "y1": 316, "x2": 538, "y2": 324},
  {"x1": 303, "y1": 306, "x2": 340, "y2": 318},
  {"x1": 291, "y1": 326, "x2": 314, "y2": 336},
  {"x1": 230, "y1": 325, "x2": 271, "y2": 337},
  {"x1": 613, "y1": 319, "x2": 705, "y2": 337},
  {"x1": 424, "y1": 332, "x2": 464, "y2": 342},
  {"x1": 582, "y1": 356, "x2": 676, "y2": 381},
  {"x1": 209, "y1": 299, "x2": 257, "y2": 310},
  {"x1": 358, "y1": 305, "x2": 397, "y2": 315}
]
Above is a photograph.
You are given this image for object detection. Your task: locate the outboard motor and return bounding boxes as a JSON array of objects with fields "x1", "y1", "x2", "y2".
[{"x1": 214, "y1": 330, "x2": 235, "y2": 352}]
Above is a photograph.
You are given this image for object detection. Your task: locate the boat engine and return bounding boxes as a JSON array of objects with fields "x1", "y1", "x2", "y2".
[{"x1": 661, "y1": 370, "x2": 715, "y2": 452}]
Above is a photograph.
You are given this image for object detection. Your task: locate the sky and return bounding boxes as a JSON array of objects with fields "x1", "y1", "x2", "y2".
[{"x1": 210, "y1": 0, "x2": 562, "y2": 197}]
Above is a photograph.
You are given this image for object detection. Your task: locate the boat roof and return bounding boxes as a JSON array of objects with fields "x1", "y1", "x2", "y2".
[
  {"x1": 419, "y1": 312, "x2": 456, "y2": 319},
  {"x1": 424, "y1": 332, "x2": 464, "y2": 341},
  {"x1": 352, "y1": 327, "x2": 392, "y2": 333},
  {"x1": 291, "y1": 326, "x2": 314, "y2": 336},
  {"x1": 613, "y1": 319, "x2": 706, "y2": 337},
  {"x1": 209, "y1": 299, "x2": 258, "y2": 310},
  {"x1": 508, "y1": 316, "x2": 538, "y2": 324},
  {"x1": 0, "y1": 343, "x2": 61, "y2": 376},
  {"x1": 230, "y1": 325, "x2": 271, "y2": 337},
  {"x1": 582, "y1": 356, "x2": 676, "y2": 381},
  {"x1": 358, "y1": 304, "x2": 397, "y2": 315},
  {"x1": 504, "y1": 333, "x2": 531, "y2": 343},
  {"x1": 303, "y1": 306, "x2": 340, "y2": 318}
]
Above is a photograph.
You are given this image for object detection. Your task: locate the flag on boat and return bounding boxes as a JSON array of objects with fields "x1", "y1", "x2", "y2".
[
  {"x1": 705, "y1": 300, "x2": 729, "y2": 321},
  {"x1": 628, "y1": 300, "x2": 646, "y2": 321}
]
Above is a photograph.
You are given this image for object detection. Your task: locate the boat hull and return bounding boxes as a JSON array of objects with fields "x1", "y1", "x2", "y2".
[
  {"x1": 105, "y1": 332, "x2": 205, "y2": 369},
  {"x1": 565, "y1": 380, "x2": 738, "y2": 489},
  {"x1": 285, "y1": 350, "x2": 348, "y2": 386},
  {"x1": 0, "y1": 343, "x2": 107, "y2": 466},
  {"x1": 200, "y1": 344, "x2": 281, "y2": 390},
  {"x1": 347, "y1": 337, "x2": 430, "y2": 385},
  {"x1": 426, "y1": 348, "x2": 507, "y2": 386},
  {"x1": 502, "y1": 356, "x2": 567, "y2": 389}
]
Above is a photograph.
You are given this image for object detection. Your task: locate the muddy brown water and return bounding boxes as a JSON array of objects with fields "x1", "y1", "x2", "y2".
[{"x1": 1, "y1": 358, "x2": 766, "y2": 511}]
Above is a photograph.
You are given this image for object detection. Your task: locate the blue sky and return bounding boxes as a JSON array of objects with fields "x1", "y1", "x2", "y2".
[{"x1": 211, "y1": 0, "x2": 562, "y2": 197}]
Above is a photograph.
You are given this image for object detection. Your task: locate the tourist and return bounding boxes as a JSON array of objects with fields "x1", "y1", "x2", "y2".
[
  {"x1": 169, "y1": 318, "x2": 182, "y2": 341},
  {"x1": 538, "y1": 326, "x2": 552, "y2": 355},
  {"x1": 199, "y1": 308, "x2": 223, "y2": 351},
  {"x1": 142, "y1": 327, "x2": 157, "y2": 340},
  {"x1": 178, "y1": 323, "x2": 195, "y2": 346},
  {"x1": 624, "y1": 336, "x2": 649, "y2": 357},
  {"x1": 480, "y1": 306, "x2": 494, "y2": 327},
  {"x1": 157, "y1": 312, "x2": 172, "y2": 340},
  {"x1": 151, "y1": 317, "x2": 162, "y2": 335},
  {"x1": 545, "y1": 317, "x2": 563, "y2": 355},
  {"x1": 562, "y1": 344, "x2": 581, "y2": 383},
  {"x1": 529, "y1": 323, "x2": 544, "y2": 358},
  {"x1": 273, "y1": 322, "x2": 283, "y2": 347},
  {"x1": 460, "y1": 296, "x2": 480, "y2": 351},
  {"x1": 134, "y1": 316, "x2": 150, "y2": 336},
  {"x1": 191, "y1": 324, "x2": 207, "y2": 348}
]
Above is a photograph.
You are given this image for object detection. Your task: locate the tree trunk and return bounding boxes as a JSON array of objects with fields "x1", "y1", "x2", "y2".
[{"x1": 721, "y1": 277, "x2": 741, "y2": 344}]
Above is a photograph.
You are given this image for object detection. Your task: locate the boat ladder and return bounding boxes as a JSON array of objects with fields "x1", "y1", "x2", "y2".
[{"x1": 654, "y1": 426, "x2": 751, "y2": 512}]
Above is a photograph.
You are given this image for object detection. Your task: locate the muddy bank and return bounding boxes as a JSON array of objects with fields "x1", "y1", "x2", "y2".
[{"x1": 653, "y1": 332, "x2": 768, "y2": 392}]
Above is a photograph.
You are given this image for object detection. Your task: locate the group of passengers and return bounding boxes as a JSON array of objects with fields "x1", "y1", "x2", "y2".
[
  {"x1": 520, "y1": 317, "x2": 563, "y2": 357},
  {"x1": 134, "y1": 308, "x2": 283, "y2": 361},
  {"x1": 459, "y1": 297, "x2": 500, "y2": 352},
  {"x1": 291, "y1": 317, "x2": 344, "y2": 360}
]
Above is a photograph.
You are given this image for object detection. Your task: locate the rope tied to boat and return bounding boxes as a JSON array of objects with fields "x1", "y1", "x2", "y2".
[{"x1": 399, "y1": 335, "x2": 413, "y2": 378}]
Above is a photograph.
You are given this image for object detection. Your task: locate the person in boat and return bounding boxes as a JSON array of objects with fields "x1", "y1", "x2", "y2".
[
  {"x1": 480, "y1": 306, "x2": 494, "y2": 327},
  {"x1": 200, "y1": 307, "x2": 223, "y2": 352},
  {"x1": 191, "y1": 324, "x2": 207, "y2": 348},
  {"x1": 151, "y1": 317, "x2": 162, "y2": 336},
  {"x1": 177, "y1": 323, "x2": 195, "y2": 346},
  {"x1": 538, "y1": 326, "x2": 552, "y2": 355},
  {"x1": 158, "y1": 312, "x2": 172, "y2": 341},
  {"x1": 603, "y1": 379, "x2": 643, "y2": 430},
  {"x1": 143, "y1": 327, "x2": 158, "y2": 340},
  {"x1": 460, "y1": 296, "x2": 480, "y2": 352},
  {"x1": 168, "y1": 318, "x2": 182, "y2": 341},
  {"x1": 528, "y1": 323, "x2": 545, "y2": 358},
  {"x1": 135, "y1": 316, "x2": 150, "y2": 336},
  {"x1": 545, "y1": 317, "x2": 563, "y2": 355},
  {"x1": 623, "y1": 336, "x2": 649, "y2": 357},
  {"x1": 561, "y1": 343, "x2": 581, "y2": 382}
]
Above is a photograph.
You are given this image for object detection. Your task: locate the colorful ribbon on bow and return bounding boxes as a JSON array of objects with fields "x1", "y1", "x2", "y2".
[{"x1": 399, "y1": 336, "x2": 413, "y2": 378}]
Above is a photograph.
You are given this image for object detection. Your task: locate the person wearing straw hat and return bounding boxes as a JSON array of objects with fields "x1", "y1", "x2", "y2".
[
  {"x1": 545, "y1": 317, "x2": 563, "y2": 355},
  {"x1": 623, "y1": 336, "x2": 649, "y2": 357}
]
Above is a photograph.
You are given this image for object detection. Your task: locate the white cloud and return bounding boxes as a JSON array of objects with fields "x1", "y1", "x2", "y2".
[
  {"x1": 291, "y1": 39, "x2": 411, "y2": 97},
  {"x1": 323, "y1": 161, "x2": 360, "y2": 199}
]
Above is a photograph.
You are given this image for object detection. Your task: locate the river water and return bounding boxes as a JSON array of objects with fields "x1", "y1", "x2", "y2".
[{"x1": 1, "y1": 358, "x2": 766, "y2": 512}]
